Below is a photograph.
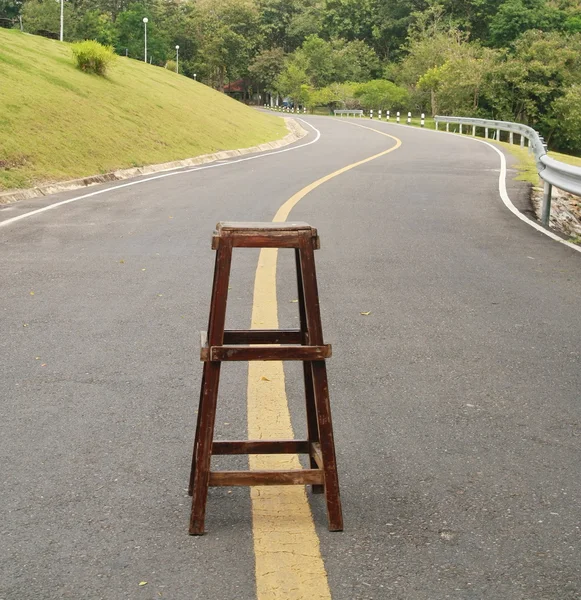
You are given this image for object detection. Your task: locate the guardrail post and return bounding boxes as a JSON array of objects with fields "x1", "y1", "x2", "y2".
[
  {"x1": 397, "y1": 111, "x2": 400, "y2": 123},
  {"x1": 520, "y1": 135, "x2": 525, "y2": 148},
  {"x1": 446, "y1": 122, "x2": 449, "y2": 132},
  {"x1": 459, "y1": 123, "x2": 463, "y2": 134},
  {"x1": 472, "y1": 125, "x2": 476, "y2": 136},
  {"x1": 541, "y1": 181, "x2": 552, "y2": 226},
  {"x1": 407, "y1": 112, "x2": 411, "y2": 124},
  {"x1": 509, "y1": 132, "x2": 514, "y2": 145},
  {"x1": 485, "y1": 127, "x2": 488, "y2": 139},
  {"x1": 421, "y1": 113, "x2": 425, "y2": 127},
  {"x1": 496, "y1": 129, "x2": 500, "y2": 141}
]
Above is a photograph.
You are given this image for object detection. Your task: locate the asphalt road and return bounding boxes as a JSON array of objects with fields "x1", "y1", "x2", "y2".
[{"x1": 1, "y1": 116, "x2": 580, "y2": 600}]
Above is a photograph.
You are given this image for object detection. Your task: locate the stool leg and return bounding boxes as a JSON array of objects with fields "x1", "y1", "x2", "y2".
[
  {"x1": 295, "y1": 248, "x2": 323, "y2": 494},
  {"x1": 188, "y1": 366, "x2": 206, "y2": 496},
  {"x1": 189, "y1": 237, "x2": 233, "y2": 535},
  {"x1": 189, "y1": 363, "x2": 221, "y2": 534},
  {"x1": 298, "y1": 234, "x2": 343, "y2": 531}
]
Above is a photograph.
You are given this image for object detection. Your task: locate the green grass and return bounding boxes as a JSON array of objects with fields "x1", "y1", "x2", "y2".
[
  {"x1": 549, "y1": 150, "x2": 581, "y2": 167},
  {"x1": 0, "y1": 29, "x2": 286, "y2": 191}
]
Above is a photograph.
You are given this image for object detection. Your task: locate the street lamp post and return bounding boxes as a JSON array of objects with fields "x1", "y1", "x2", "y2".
[
  {"x1": 193, "y1": 73, "x2": 197, "y2": 81},
  {"x1": 175, "y1": 45, "x2": 179, "y2": 73},
  {"x1": 143, "y1": 17, "x2": 148, "y2": 63},
  {"x1": 59, "y1": 0, "x2": 64, "y2": 41}
]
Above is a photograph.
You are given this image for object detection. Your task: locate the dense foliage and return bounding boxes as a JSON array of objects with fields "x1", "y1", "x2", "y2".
[{"x1": 2, "y1": 0, "x2": 581, "y2": 151}]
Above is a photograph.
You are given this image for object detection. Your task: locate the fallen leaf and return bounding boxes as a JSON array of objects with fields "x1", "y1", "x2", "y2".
[
  {"x1": 139, "y1": 582, "x2": 148, "y2": 587},
  {"x1": 169, "y1": 216, "x2": 174, "y2": 219},
  {"x1": 157, "y1": 294, "x2": 163, "y2": 297},
  {"x1": 360, "y1": 311, "x2": 371, "y2": 316},
  {"x1": 23, "y1": 323, "x2": 28, "y2": 327},
  {"x1": 30, "y1": 291, "x2": 35, "y2": 296},
  {"x1": 35, "y1": 357, "x2": 40, "y2": 360},
  {"x1": 224, "y1": 422, "x2": 230, "y2": 425},
  {"x1": 41, "y1": 364, "x2": 47, "y2": 367},
  {"x1": 119, "y1": 260, "x2": 125, "y2": 264},
  {"x1": 141, "y1": 268, "x2": 146, "y2": 271},
  {"x1": 260, "y1": 376, "x2": 270, "y2": 382},
  {"x1": 290, "y1": 299, "x2": 298, "y2": 303}
]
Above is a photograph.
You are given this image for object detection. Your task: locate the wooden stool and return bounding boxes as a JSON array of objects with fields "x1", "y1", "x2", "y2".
[{"x1": 188, "y1": 222, "x2": 343, "y2": 535}]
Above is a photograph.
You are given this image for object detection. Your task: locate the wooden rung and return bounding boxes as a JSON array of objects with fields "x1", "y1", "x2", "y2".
[
  {"x1": 223, "y1": 329, "x2": 302, "y2": 344},
  {"x1": 209, "y1": 469, "x2": 324, "y2": 487},
  {"x1": 202, "y1": 344, "x2": 332, "y2": 362},
  {"x1": 213, "y1": 440, "x2": 310, "y2": 455}
]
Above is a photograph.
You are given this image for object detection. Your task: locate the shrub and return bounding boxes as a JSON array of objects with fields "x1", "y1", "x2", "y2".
[
  {"x1": 165, "y1": 59, "x2": 177, "y2": 72},
  {"x1": 72, "y1": 40, "x2": 117, "y2": 76}
]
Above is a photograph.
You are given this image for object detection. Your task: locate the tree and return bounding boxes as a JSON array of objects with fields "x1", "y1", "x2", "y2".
[
  {"x1": 248, "y1": 47, "x2": 285, "y2": 99},
  {"x1": 483, "y1": 30, "x2": 581, "y2": 124},
  {"x1": 275, "y1": 61, "x2": 310, "y2": 104},
  {"x1": 488, "y1": 0, "x2": 565, "y2": 47},
  {"x1": 551, "y1": 85, "x2": 581, "y2": 152},
  {"x1": 354, "y1": 79, "x2": 410, "y2": 109}
]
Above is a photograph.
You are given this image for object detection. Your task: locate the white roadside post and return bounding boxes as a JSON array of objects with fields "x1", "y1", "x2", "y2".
[
  {"x1": 520, "y1": 135, "x2": 525, "y2": 148},
  {"x1": 485, "y1": 127, "x2": 488, "y2": 138},
  {"x1": 509, "y1": 131, "x2": 514, "y2": 144},
  {"x1": 175, "y1": 45, "x2": 179, "y2": 73},
  {"x1": 396, "y1": 111, "x2": 400, "y2": 123},
  {"x1": 378, "y1": 109, "x2": 382, "y2": 120},
  {"x1": 421, "y1": 113, "x2": 425, "y2": 127},
  {"x1": 303, "y1": 106, "x2": 306, "y2": 114},
  {"x1": 386, "y1": 110, "x2": 390, "y2": 121},
  {"x1": 59, "y1": 0, "x2": 64, "y2": 41},
  {"x1": 143, "y1": 17, "x2": 148, "y2": 63},
  {"x1": 370, "y1": 109, "x2": 373, "y2": 119},
  {"x1": 446, "y1": 122, "x2": 450, "y2": 132},
  {"x1": 472, "y1": 125, "x2": 476, "y2": 136},
  {"x1": 459, "y1": 123, "x2": 463, "y2": 134},
  {"x1": 407, "y1": 111, "x2": 411, "y2": 125}
]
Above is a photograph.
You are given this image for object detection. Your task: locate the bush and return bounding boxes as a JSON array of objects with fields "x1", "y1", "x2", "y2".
[
  {"x1": 72, "y1": 40, "x2": 116, "y2": 76},
  {"x1": 165, "y1": 59, "x2": 177, "y2": 73}
]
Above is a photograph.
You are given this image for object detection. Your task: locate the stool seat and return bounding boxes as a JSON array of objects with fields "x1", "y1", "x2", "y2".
[
  {"x1": 212, "y1": 221, "x2": 319, "y2": 249},
  {"x1": 189, "y1": 221, "x2": 342, "y2": 535}
]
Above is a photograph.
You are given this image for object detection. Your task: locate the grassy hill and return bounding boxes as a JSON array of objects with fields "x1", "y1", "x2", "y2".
[{"x1": 0, "y1": 29, "x2": 287, "y2": 191}]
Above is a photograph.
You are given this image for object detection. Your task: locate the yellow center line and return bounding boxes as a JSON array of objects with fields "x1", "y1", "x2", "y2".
[{"x1": 248, "y1": 125, "x2": 402, "y2": 600}]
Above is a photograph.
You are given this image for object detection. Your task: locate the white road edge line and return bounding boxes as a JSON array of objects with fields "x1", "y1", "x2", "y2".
[
  {"x1": 0, "y1": 119, "x2": 321, "y2": 229},
  {"x1": 335, "y1": 118, "x2": 581, "y2": 254},
  {"x1": 479, "y1": 140, "x2": 581, "y2": 254}
]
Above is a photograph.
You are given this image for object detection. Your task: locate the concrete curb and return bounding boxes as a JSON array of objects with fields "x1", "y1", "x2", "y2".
[{"x1": 0, "y1": 118, "x2": 307, "y2": 205}]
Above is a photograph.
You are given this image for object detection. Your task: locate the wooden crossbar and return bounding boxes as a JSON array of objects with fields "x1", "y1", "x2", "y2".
[
  {"x1": 202, "y1": 344, "x2": 332, "y2": 362},
  {"x1": 212, "y1": 440, "x2": 311, "y2": 455},
  {"x1": 209, "y1": 469, "x2": 324, "y2": 487}
]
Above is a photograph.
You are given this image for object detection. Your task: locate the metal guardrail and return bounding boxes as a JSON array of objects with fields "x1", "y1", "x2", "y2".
[
  {"x1": 435, "y1": 115, "x2": 581, "y2": 226},
  {"x1": 333, "y1": 109, "x2": 363, "y2": 117}
]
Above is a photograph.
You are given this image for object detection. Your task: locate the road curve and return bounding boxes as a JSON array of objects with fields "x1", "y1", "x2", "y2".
[{"x1": 1, "y1": 116, "x2": 579, "y2": 600}]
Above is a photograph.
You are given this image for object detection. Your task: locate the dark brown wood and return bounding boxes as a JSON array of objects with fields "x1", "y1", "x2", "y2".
[
  {"x1": 213, "y1": 440, "x2": 310, "y2": 455},
  {"x1": 209, "y1": 469, "x2": 324, "y2": 487},
  {"x1": 189, "y1": 222, "x2": 343, "y2": 535},
  {"x1": 295, "y1": 247, "x2": 324, "y2": 494},
  {"x1": 206, "y1": 344, "x2": 331, "y2": 362},
  {"x1": 223, "y1": 329, "x2": 302, "y2": 344},
  {"x1": 298, "y1": 231, "x2": 343, "y2": 530},
  {"x1": 189, "y1": 235, "x2": 233, "y2": 535}
]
